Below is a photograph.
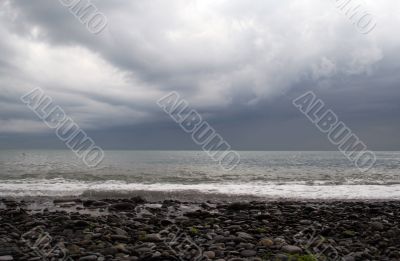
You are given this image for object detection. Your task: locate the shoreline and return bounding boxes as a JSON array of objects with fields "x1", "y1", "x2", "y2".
[
  {"x1": 2, "y1": 188, "x2": 400, "y2": 203},
  {"x1": 3, "y1": 181, "x2": 400, "y2": 201},
  {"x1": 1, "y1": 196, "x2": 400, "y2": 260}
]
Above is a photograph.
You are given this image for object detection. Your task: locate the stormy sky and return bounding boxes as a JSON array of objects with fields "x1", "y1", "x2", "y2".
[{"x1": 0, "y1": 0, "x2": 399, "y2": 150}]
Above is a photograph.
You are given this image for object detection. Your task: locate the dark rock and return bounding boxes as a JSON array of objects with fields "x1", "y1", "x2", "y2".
[
  {"x1": 109, "y1": 202, "x2": 136, "y2": 211},
  {"x1": 227, "y1": 202, "x2": 251, "y2": 211},
  {"x1": 185, "y1": 210, "x2": 215, "y2": 218},
  {"x1": 101, "y1": 247, "x2": 118, "y2": 256},
  {"x1": 160, "y1": 219, "x2": 173, "y2": 226},
  {"x1": 74, "y1": 220, "x2": 90, "y2": 228},
  {"x1": 91, "y1": 201, "x2": 109, "y2": 207},
  {"x1": 138, "y1": 256, "x2": 178, "y2": 261},
  {"x1": 131, "y1": 196, "x2": 146, "y2": 204}
]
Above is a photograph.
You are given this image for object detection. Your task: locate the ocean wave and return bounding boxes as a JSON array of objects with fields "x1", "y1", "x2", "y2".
[{"x1": 1, "y1": 178, "x2": 400, "y2": 199}]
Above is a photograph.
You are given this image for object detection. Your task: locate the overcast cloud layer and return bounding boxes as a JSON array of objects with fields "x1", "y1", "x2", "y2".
[{"x1": 0, "y1": 0, "x2": 399, "y2": 150}]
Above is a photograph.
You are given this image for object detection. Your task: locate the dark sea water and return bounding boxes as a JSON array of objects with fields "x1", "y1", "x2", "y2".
[{"x1": 0, "y1": 150, "x2": 400, "y2": 199}]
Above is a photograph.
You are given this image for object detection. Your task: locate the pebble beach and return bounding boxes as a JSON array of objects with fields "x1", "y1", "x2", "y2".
[{"x1": 1, "y1": 197, "x2": 400, "y2": 261}]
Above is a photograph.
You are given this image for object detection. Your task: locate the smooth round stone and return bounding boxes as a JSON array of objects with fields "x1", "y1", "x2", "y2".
[
  {"x1": 259, "y1": 238, "x2": 274, "y2": 247},
  {"x1": 78, "y1": 255, "x2": 98, "y2": 261},
  {"x1": 203, "y1": 251, "x2": 216, "y2": 259},
  {"x1": 281, "y1": 245, "x2": 302, "y2": 254},
  {"x1": 370, "y1": 221, "x2": 384, "y2": 231},
  {"x1": 240, "y1": 249, "x2": 257, "y2": 257}
]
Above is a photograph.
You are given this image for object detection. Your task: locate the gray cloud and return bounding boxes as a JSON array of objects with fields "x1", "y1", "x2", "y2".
[{"x1": 0, "y1": 0, "x2": 399, "y2": 149}]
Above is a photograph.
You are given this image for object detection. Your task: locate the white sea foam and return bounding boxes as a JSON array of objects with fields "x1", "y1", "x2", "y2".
[{"x1": 1, "y1": 179, "x2": 400, "y2": 199}]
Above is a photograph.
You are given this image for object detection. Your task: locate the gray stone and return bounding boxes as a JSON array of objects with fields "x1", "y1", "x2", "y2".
[
  {"x1": 203, "y1": 251, "x2": 216, "y2": 259},
  {"x1": 79, "y1": 256, "x2": 98, "y2": 261},
  {"x1": 371, "y1": 221, "x2": 384, "y2": 231},
  {"x1": 237, "y1": 232, "x2": 254, "y2": 240},
  {"x1": 240, "y1": 249, "x2": 257, "y2": 257},
  {"x1": 114, "y1": 227, "x2": 128, "y2": 236},
  {"x1": 281, "y1": 245, "x2": 302, "y2": 254},
  {"x1": 110, "y1": 235, "x2": 129, "y2": 242},
  {"x1": 342, "y1": 256, "x2": 355, "y2": 261},
  {"x1": 0, "y1": 256, "x2": 13, "y2": 261},
  {"x1": 273, "y1": 237, "x2": 286, "y2": 246},
  {"x1": 144, "y1": 233, "x2": 162, "y2": 242}
]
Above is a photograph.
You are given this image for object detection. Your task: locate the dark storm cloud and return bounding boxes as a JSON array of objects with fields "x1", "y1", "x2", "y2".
[{"x1": 0, "y1": 0, "x2": 399, "y2": 149}]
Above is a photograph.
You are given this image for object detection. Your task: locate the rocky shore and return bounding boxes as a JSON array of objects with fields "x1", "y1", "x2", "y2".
[{"x1": 1, "y1": 197, "x2": 399, "y2": 261}]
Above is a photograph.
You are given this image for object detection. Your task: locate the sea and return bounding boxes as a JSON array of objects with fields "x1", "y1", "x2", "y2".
[{"x1": 1, "y1": 150, "x2": 400, "y2": 200}]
